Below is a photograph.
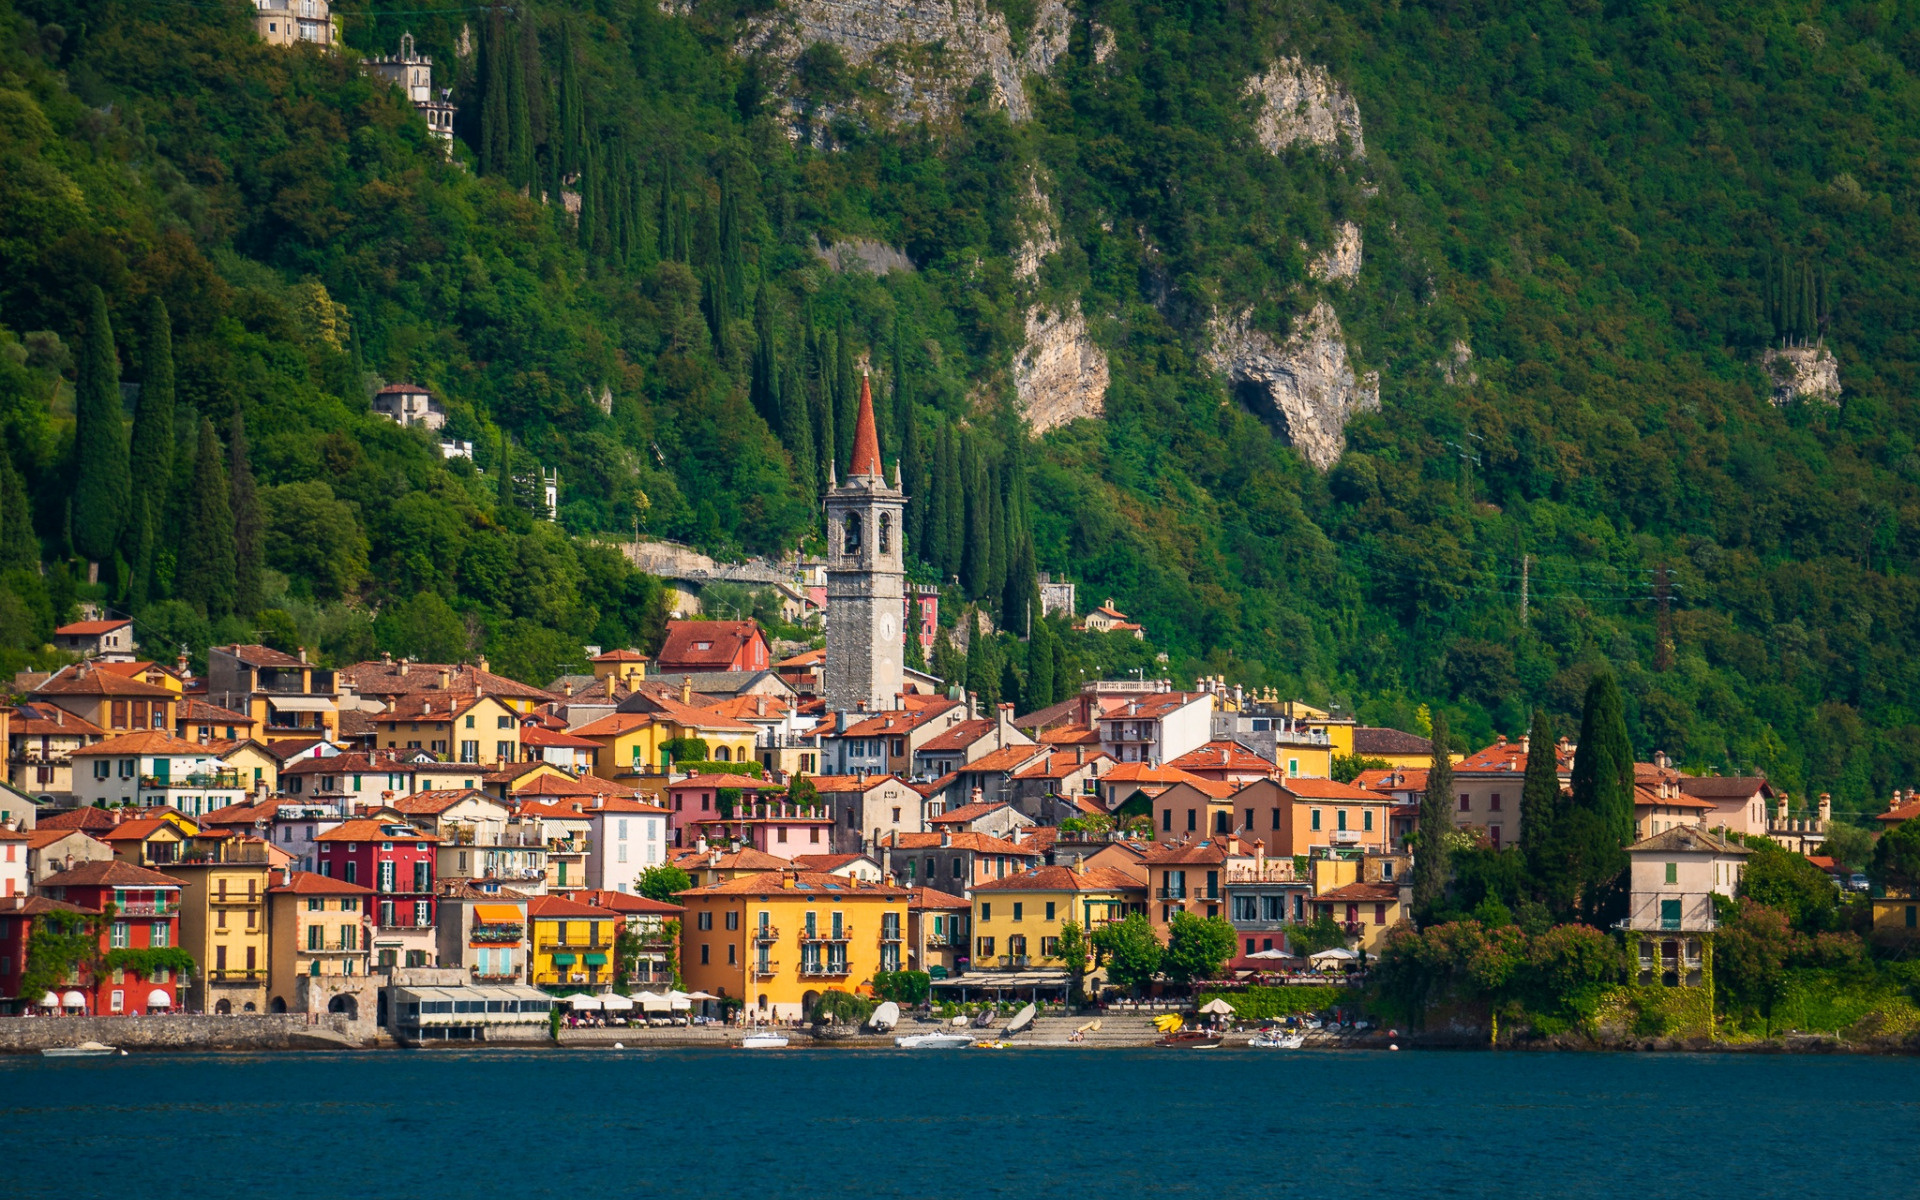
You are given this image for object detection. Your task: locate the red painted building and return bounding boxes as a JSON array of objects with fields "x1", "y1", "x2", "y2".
[
  {"x1": 314, "y1": 819, "x2": 438, "y2": 931},
  {"x1": 19, "y1": 860, "x2": 185, "y2": 1015},
  {"x1": 654, "y1": 620, "x2": 770, "y2": 675}
]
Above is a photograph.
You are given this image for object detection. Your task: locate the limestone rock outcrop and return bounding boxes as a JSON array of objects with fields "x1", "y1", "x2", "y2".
[
  {"x1": 1438, "y1": 339, "x2": 1478, "y2": 386},
  {"x1": 1246, "y1": 56, "x2": 1366, "y2": 157},
  {"x1": 1015, "y1": 305, "x2": 1108, "y2": 434},
  {"x1": 1761, "y1": 343, "x2": 1841, "y2": 406},
  {"x1": 1309, "y1": 221, "x2": 1363, "y2": 282},
  {"x1": 1207, "y1": 302, "x2": 1379, "y2": 470},
  {"x1": 739, "y1": 0, "x2": 1071, "y2": 129},
  {"x1": 815, "y1": 237, "x2": 914, "y2": 276}
]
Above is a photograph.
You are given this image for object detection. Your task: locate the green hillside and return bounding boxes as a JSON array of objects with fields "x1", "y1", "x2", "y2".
[{"x1": 4, "y1": 0, "x2": 1920, "y2": 815}]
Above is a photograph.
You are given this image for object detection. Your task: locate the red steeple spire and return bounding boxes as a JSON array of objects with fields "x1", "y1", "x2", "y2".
[{"x1": 849, "y1": 373, "x2": 883, "y2": 479}]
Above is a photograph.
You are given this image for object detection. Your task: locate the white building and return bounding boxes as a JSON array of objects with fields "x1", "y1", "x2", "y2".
[
  {"x1": 366, "y1": 33, "x2": 457, "y2": 145},
  {"x1": 1097, "y1": 688, "x2": 1214, "y2": 765},
  {"x1": 69, "y1": 732, "x2": 246, "y2": 816},
  {"x1": 371, "y1": 383, "x2": 446, "y2": 430},
  {"x1": 582, "y1": 796, "x2": 670, "y2": 895},
  {"x1": 1625, "y1": 825, "x2": 1750, "y2": 935}
]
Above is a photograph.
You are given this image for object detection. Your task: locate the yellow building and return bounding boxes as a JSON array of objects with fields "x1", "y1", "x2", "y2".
[
  {"x1": 676, "y1": 868, "x2": 909, "y2": 1022},
  {"x1": 163, "y1": 835, "x2": 276, "y2": 1014},
  {"x1": 969, "y1": 863, "x2": 1147, "y2": 971},
  {"x1": 1873, "y1": 894, "x2": 1919, "y2": 944},
  {"x1": 528, "y1": 894, "x2": 618, "y2": 990},
  {"x1": 204, "y1": 739, "x2": 281, "y2": 793},
  {"x1": 590, "y1": 649, "x2": 650, "y2": 687},
  {"x1": 265, "y1": 869, "x2": 374, "y2": 1016},
  {"x1": 376, "y1": 692, "x2": 524, "y2": 765},
  {"x1": 574, "y1": 708, "x2": 758, "y2": 783}
]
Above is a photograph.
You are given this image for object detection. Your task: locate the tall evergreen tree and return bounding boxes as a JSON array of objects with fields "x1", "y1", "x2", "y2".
[
  {"x1": 750, "y1": 282, "x2": 780, "y2": 428},
  {"x1": 718, "y1": 160, "x2": 746, "y2": 315},
  {"x1": 901, "y1": 405, "x2": 927, "y2": 555},
  {"x1": 229, "y1": 405, "x2": 263, "y2": 617},
  {"x1": 809, "y1": 324, "x2": 835, "y2": 497},
  {"x1": 1520, "y1": 707, "x2": 1564, "y2": 897},
  {"x1": 962, "y1": 442, "x2": 990, "y2": 598},
  {"x1": 833, "y1": 322, "x2": 856, "y2": 473},
  {"x1": 1570, "y1": 670, "x2": 1636, "y2": 847},
  {"x1": 176, "y1": 417, "x2": 235, "y2": 618},
  {"x1": 941, "y1": 425, "x2": 964, "y2": 581},
  {"x1": 555, "y1": 18, "x2": 585, "y2": 177},
  {"x1": 966, "y1": 628, "x2": 1000, "y2": 709},
  {"x1": 507, "y1": 11, "x2": 537, "y2": 188},
  {"x1": 73, "y1": 285, "x2": 129, "y2": 568},
  {"x1": 931, "y1": 627, "x2": 961, "y2": 688},
  {"x1": 479, "y1": 8, "x2": 510, "y2": 178},
  {"x1": 0, "y1": 453, "x2": 36, "y2": 571},
  {"x1": 129, "y1": 297, "x2": 175, "y2": 524},
  {"x1": 985, "y1": 464, "x2": 1008, "y2": 615},
  {"x1": 1410, "y1": 710, "x2": 1455, "y2": 914},
  {"x1": 890, "y1": 320, "x2": 912, "y2": 467},
  {"x1": 1025, "y1": 617, "x2": 1055, "y2": 710}
]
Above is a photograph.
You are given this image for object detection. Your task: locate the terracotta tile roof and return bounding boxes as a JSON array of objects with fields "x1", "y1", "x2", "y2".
[
  {"x1": 910, "y1": 772, "x2": 958, "y2": 798},
  {"x1": 1165, "y1": 741, "x2": 1278, "y2": 773},
  {"x1": 1101, "y1": 692, "x2": 1208, "y2": 720},
  {"x1": 916, "y1": 720, "x2": 995, "y2": 753},
  {"x1": 1633, "y1": 785, "x2": 1717, "y2": 810},
  {"x1": 848, "y1": 374, "x2": 883, "y2": 477},
  {"x1": 339, "y1": 661, "x2": 558, "y2": 703},
  {"x1": 676, "y1": 869, "x2": 910, "y2": 897},
  {"x1": 179, "y1": 698, "x2": 253, "y2": 724},
  {"x1": 511, "y1": 773, "x2": 639, "y2": 800},
  {"x1": 381, "y1": 691, "x2": 489, "y2": 722},
  {"x1": 1140, "y1": 840, "x2": 1230, "y2": 865},
  {"x1": 71, "y1": 730, "x2": 222, "y2": 758},
  {"x1": 790, "y1": 854, "x2": 871, "y2": 872},
  {"x1": 281, "y1": 750, "x2": 428, "y2": 776},
  {"x1": 774, "y1": 648, "x2": 825, "y2": 669},
  {"x1": 1020, "y1": 826, "x2": 1060, "y2": 854},
  {"x1": 570, "y1": 712, "x2": 656, "y2": 738},
  {"x1": 677, "y1": 847, "x2": 789, "y2": 872},
  {"x1": 590, "y1": 649, "x2": 649, "y2": 663},
  {"x1": 268, "y1": 869, "x2": 375, "y2": 896},
  {"x1": 35, "y1": 807, "x2": 118, "y2": 832},
  {"x1": 23, "y1": 828, "x2": 107, "y2": 851},
  {"x1": 1036, "y1": 724, "x2": 1101, "y2": 746},
  {"x1": 199, "y1": 799, "x2": 284, "y2": 827},
  {"x1": 577, "y1": 887, "x2": 682, "y2": 915},
  {"x1": 518, "y1": 725, "x2": 603, "y2": 749},
  {"x1": 804, "y1": 774, "x2": 906, "y2": 794},
  {"x1": 98, "y1": 818, "x2": 183, "y2": 843},
  {"x1": 1675, "y1": 776, "x2": 1775, "y2": 801},
  {"x1": 1355, "y1": 768, "x2": 1428, "y2": 794},
  {"x1": 55, "y1": 619, "x2": 133, "y2": 636},
  {"x1": 1281, "y1": 777, "x2": 1388, "y2": 802},
  {"x1": 1627, "y1": 825, "x2": 1750, "y2": 855},
  {"x1": 881, "y1": 831, "x2": 1040, "y2": 856},
  {"x1": 1012, "y1": 751, "x2": 1113, "y2": 780},
  {"x1": 316, "y1": 818, "x2": 435, "y2": 843},
  {"x1": 929, "y1": 802, "x2": 1017, "y2": 826},
  {"x1": 216, "y1": 643, "x2": 308, "y2": 668},
  {"x1": 1100, "y1": 762, "x2": 1209, "y2": 785},
  {"x1": 906, "y1": 886, "x2": 971, "y2": 910},
  {"x1": 40, "y1": 859, "x2": 182, "y2": 889},
  {"x1": 1314, "y1": 881, "x2": 1401, "y2": 903},
  {"x1": 957, "y1": 745, "x2": 1047, "y2": 776},
  {"x1": 667, "y1": 773, "x2": 782, "y2": 791},
  {"x1": 8, "y1": 703, "x2": 105, "y2": 736},
  {"x1": 702, "y1": 694, "x2": 796, "y2": 722},
  {"x1": 637, "y1": 695, "x2": 759, "y2": 733},
  {"x1": 1879, "y1": 800, "x2": 1920, "y2": 824},
  {"x1": 970, "y1": 864, "x2": 1147, "y2": 894},
  {"x1": 529, "y1": 894, "x2": 613, "y2": 919},
  {"x1": 839, "y1": 706, "x2": 953, "y2": 738},
  {"x1": 1456, "y1": 739, "x2": 1573, "y2": 775},
  {"x1": 0, "y1": 896, "x2": 98, "y2": 917},
  {"x1": 390, "y1": 789, "x2": 496, "y2": 815},
  {"x1": 567, "y1": 795, "x2": 670, "y2": 815},
  {"x1": 657, "y1": 621, "x2": 764, "y2": 672},
  {"x1": 34, "y1": 665, "x2": 174, "y2": 698},
  {"x1": 1351, "y1": 726, "x2": 1435, "y2": 757}
]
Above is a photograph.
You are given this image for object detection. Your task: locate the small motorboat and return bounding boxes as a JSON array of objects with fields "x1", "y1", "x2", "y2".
[
  {"x1": 740, "y1": 1031, "x2": 790, "y2": 1049},
  {"x1": 42, "y1": 1041, "x2": 117, "y2": 1058},
  {"x1": 1156, "y1": 1029, "x2": 1224, "y2": 1048},
  {"x1": 1249, "y1": 1029, "x2": 1306, "y2": 1049},
  {"x1": 895, "y1": 1032, "x2": 976, "y2": 1050}
]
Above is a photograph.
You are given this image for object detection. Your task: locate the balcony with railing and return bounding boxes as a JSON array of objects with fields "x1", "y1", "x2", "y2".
[
  {"x1": 207, "y1": 968, "x2": 265, "y2": 982},
  {"x1": 142, "y1": 771, "x2": 247, "y2": 790},
  {"x1": 751, "y1": 961, "x2": 781, "y2": 980},
  {"x1": 995, "y1": 955, "x2": 1032, "y2": 969},
  {"x1": 1226, "y1": 863, "x2": 1299, "y2": 884},
  {"x1": 537, "y1": 940, "x2": 612, "y2": 953},
  {"x1": 798, "y1": 925, "x2": 852, "y2": 942},
  {"x1": 798, "y1": 960, "x2": 851, "y2": 977},
  {"x1": 185, "y1": 844, "x2": 273, "y2": 866},
  {"x1": 879, "y1": 925, "x2": 902, "y2": 943},
  {"x1": 469, "y1": 923, "x2": 525, "y2": 943},
  {"x1": 443, "y1": 826, "x2": 547, "y2": 848},
  {"x1": 305, "y1": 938, "x2": 364, "y2": 953},
  {"x1": 751, "y1": 925, "x2": 781, "y2": 942},
  {"x1": 115, "y1": 900, "x2": 179, "y2": 916}
]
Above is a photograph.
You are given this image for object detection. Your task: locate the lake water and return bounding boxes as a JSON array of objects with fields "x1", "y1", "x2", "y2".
[{"x1": 2, "y1": 1048, "x2": 1915, "y2": 1198}]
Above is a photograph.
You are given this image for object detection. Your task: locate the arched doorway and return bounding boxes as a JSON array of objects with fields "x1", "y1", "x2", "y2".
[
  {"x1": 329, "y1": 994, "x2": 359, "y2": 1021},
  {"x1": 214, "y1": 999, "x2": 232, "y2": 1015},
  {"x1": 715, "y1": 746, "x2": 731, "y2": 762},
  {"x1": 242, "y1": 1002, "x2": 257, "y2": 1013},
  {"x1": 801, "y1": 990, "x2": 820, "y2": 1019},
  {"x1": 269, "y1": 996, "x2": 287, "y2": 1014},
  {"x1": 377, "y1": 991, "x2": 388, "y2": 1027}
]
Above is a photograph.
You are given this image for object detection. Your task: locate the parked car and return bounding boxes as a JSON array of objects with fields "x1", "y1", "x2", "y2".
[{"x1": 1848, "y1": 873, "x2": 1871, "y2": 892}]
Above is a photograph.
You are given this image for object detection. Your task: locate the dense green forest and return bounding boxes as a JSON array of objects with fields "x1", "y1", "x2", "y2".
[{"x1": 4, "y1": 0, "x2": 1920, "y2": 818}]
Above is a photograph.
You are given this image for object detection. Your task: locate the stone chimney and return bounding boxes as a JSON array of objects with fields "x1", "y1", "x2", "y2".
[
  {"x1": 562, "y1": 680, "x2": 574, "y2": 697},
  {"x1": 756, "y1": 694, "x2": 767, "y2": 717},
  {"x1": 1254, "y1": 839, "x2": 1266, "y2": 873},
  {"x1": 477, "y1": 657, "x2": 489, "y2": 673},
  {"x1": 400, "y1": 659, "x2": 411, "y2": 676},
  {"x1": 437, "y1": 667, "x2": 450, "y2": 689},
  {"x1": 940, "y1": 830, "x2": 952, "y2": 848},
  {"x1": 1818, "y1": 793, "x2": 1832, "y2": 827},
  {"x1": 680, "y1": 678, "x2": 693, "y2": 705},
  {"x1": 605, "y1": 674, "x2": 616, "y2": 699},
  {"x1": 1654, "y1": 750, "x2": 1668, "y2": 770},
  {"x1": 1011, "y1": 827, "x2": 1024, "y2": 846},
  {"x1": 299, "y1": 647, "x2": 308, "y2": 664},
  {"x1": 1227, "y1": 834, "x2": 1239, "y2": 857}
]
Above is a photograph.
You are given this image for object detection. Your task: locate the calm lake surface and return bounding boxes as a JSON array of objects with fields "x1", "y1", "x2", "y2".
[{"x1": 2, "y1": 1048, "x2": 1915, "y2": 1198}]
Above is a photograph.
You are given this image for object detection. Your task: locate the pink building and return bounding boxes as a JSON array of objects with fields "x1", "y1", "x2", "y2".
[{"x1": 663, "y1": 773, "x2": 787, "y2": 849}]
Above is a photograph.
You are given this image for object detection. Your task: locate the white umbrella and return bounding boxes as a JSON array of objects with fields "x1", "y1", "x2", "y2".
[
  {"x1": 869, "y1": 1000, "x2": 901, "y2": 1031},
  {"x1": 146, "y1": 989, "x2": 171, "y2": 1009},
  {"x1": 683, "y1": 990, "x2": 720, "y2": 1001},
  {"x1": 1197, "y1": 998, "x2": 1235, "y2": 1015},
  {"x1": 562, "y1": 993, "x2": 602, "y2": 1010},
  {"x1": 1245, "y1": 948, "x2": 1293, "y2": 960},
  {"x1": 39, "y1": 991, "x2": 60, "y2": 1008},
  {"x1": 665, "y1": 990, "x2": 693, "y2": 1011},
  {"x1": 1309, "y1": 947, "x2": 1358, "y2": 963},
  {"x1": 61, "y1": 990, "x2": 87, "y2": 1009},
  {"x1": 597, "y1": 994, "x2": 635, "y2": 1011},
  {"x1": 633, "y1": 991, "x2": 673, "y2": 1012}
]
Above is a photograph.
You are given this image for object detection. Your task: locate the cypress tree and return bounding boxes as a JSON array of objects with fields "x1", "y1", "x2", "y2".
[
  {"x1": 229, "y1": 405, "x2": 263, "y2": 617},
  {"x1": 496, "y1": 435, "x2": 515, "y2": 513},
  {"x1": 901, "y1": 405, "x2": 926, "y2": 556},
  {"x1": 1570, "y1": 670, "x2": 1636, "y2": 848},
  {"x1": 1025, "y1": 617, "x2": 1055, "y2": 710},
  {"x1": 750, "y1": 283, "x2": 779, "y2": 427},
  {"x1": 73, "y1": 285, "x2": 130, "y2": 567},
  {"x1": 507, "y1": 12, "x2": 536, "y2": 188},
  {"x1": 833, "y1": 323, "x2": 856, "y2": 472},
  {"x1": 1051, "y1": 632, "x2": 1071, "y2": 699},
  {"x1": 931, "y1": 628, "x2": 961, "y2": 688},
  {"x1": 891, "y1": 320, "x2": 912, "y2": 468},
  {"x1": 1519, "y1": 707, "x2": 1571, "y2": 909},
  {"x1": 719, "y1": 161, "x2": 745, "y2": 316},
  {"x1": 985, "y1": 463, "x2": 1008, "y2": 612},
  {"x1": 904, "y1": 618, "x2": 928, "y2": 672},
  {"x1": 129, "y1": 297, "x2": 175, "y2": 524},
  {"x1": 967, "y1": 629, "x2": 1000, "y2": 709},
  {"x1": 0, "y1": 453, "x2": 36, "y2": 571},
  {"x1": 577, "y1": 135, "x2": 598, "y2": 253},
  {"x1": 556, "y1": 18, "x2": 585, "y2": 177},
  {"x1": 782, "y1": 358, "x2": 815, "y2": 512},
  {"x1": 176, "y1": 417, "x2": 235, "y2": 618},
  {"x1": 963, "y1": 442, "x2": 990, "y2": 599},
  {"x1": 941, "y1": 425, "x2": 963, "y2": 580},
  {"x1": 699, "y1": 205, "x2": 729, "y2": 358},
  {"x1": 1410, "y1": 710, "x2": 1455, "y2": 915},
  {"x1": 656, "y1": 155, "x2": 676, "y2": 261},
  {"x1": 810, "y1": 324, "x2": 835, "y2": 497},
  {"x1": 480, "y1": 8, "x2": 510, "y2": 178}
]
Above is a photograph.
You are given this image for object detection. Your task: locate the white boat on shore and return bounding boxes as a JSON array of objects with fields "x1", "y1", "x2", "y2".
[
  {"x1": 740, "y1": 1031, "x2": 790, "y2": 1049},
  {"x1": 42, "y1": 1041, "x2": 117, "y2": 1058},
  {"x1": 895, "y1": 1032, "x2": 975, "y2": 1050},
  {"x1": 1249, "y1": 1030, "x2": 1306, "y2": 1049}
]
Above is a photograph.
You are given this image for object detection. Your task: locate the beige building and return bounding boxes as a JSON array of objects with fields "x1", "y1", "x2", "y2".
[
  {"x1": 254, "y1": 0, "x2": 333, "y2": 48},
  {"x1": 165, "y1": 836, "x2": 277, "y2": 1014},
  {"x1": 266, "y1": 869, "x2": 374, "y2": 1019},
  {"x1": 1625, "y1": 825, "x2": 1749, "y2": 936}
]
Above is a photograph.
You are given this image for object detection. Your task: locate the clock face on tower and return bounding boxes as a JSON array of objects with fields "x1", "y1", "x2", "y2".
[{"x1": 882, "y1": 614, "x2": 895, "y2": 640}]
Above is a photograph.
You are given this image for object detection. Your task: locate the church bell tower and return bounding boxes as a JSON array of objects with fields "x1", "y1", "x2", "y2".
[{"x1": 824, "y1": 375, "x2": 905, "y2": 715}]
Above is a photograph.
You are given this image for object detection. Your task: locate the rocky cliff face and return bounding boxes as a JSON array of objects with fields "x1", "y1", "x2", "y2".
[
  {"x1": 1245, "y1": 57, "x2": 1366, "y2": 157},
  {"x1": 739, "y1": 0, "x2": 1071, "y2": 128},
  {"x1": 1309, "y1": 221, "x2": 1363, "y2": 283},
  {"x1": 1762, "y1": 344, "x2": 1841, "y2": 406},
  {"x1": 1015, "y1": 305, "x2": 1108, "y2": 434},
  {"x1": 1206, "y1": 302, "x2": 1379, "y2": 470}
]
